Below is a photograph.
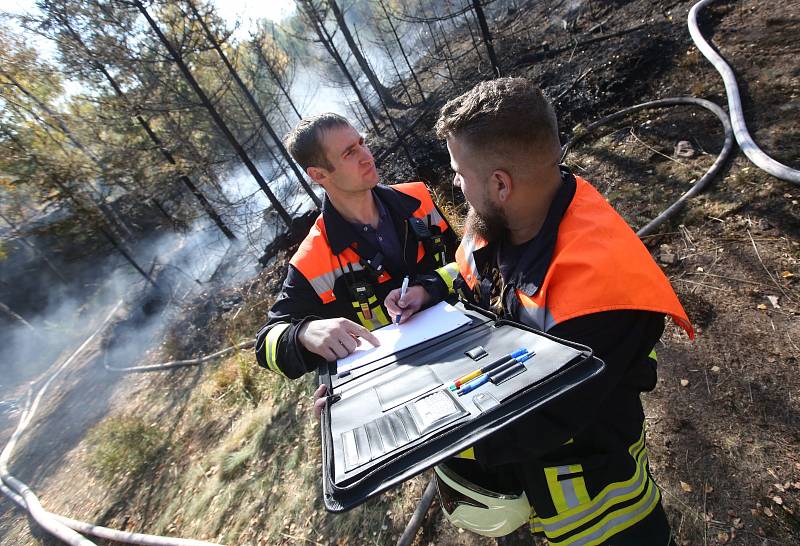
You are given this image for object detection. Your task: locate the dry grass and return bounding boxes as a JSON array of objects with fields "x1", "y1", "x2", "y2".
[{"x1": 85, "y1": 416, "x2": 167, "y2": 483}]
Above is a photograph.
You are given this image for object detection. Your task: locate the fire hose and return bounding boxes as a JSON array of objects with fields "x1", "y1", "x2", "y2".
[
  {"x1": 689, "y1": 0, "x2": 800, "y2": 185},
  {"x1": 561, "y1": 96, "x2": 735, "y2": 237},
  {"x1": 0, "y1": 301, "x2": 222, "y2": 546}
]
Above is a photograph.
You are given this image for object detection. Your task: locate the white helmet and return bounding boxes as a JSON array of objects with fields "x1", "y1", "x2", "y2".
[{"x1": 433, "y1": 459, "x2": 531, "y2": 537}]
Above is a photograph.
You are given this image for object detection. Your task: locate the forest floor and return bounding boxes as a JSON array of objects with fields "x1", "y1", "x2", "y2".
[{"x1": 1, "y1": 0, "x2": 799, "y2": 545}]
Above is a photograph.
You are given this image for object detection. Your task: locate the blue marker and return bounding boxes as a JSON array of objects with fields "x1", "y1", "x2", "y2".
[
  {"x1": 449, "y1": 348, "x2": 528, "y2": 391},
  {"x1": 489, "y1": 352, "x2": 535, "y2": 384},
  {"x1": 456, "y1": 374, "x2": 490, "y2": 396}
]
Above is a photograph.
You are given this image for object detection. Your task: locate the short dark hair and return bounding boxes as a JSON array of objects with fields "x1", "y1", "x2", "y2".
[
  {"x1": 435, "y1": 78, "x2": 560, "y2": 159},
  {"x1": 284, "y1": 112, "x2": 350, "y2": 171}
]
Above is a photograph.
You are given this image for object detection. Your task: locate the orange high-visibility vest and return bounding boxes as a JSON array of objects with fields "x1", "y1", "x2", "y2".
[
  {"x1": 292, "y1": 182, "x2": 448, "y2": 305},
  {"x1": 456, "y1": 176, "x2": 694, "y2": 338}
]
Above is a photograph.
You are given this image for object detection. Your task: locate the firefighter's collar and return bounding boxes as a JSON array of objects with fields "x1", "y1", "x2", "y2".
[{"x1": 322, "y1": 185, "x2": 421, "y2": 256}]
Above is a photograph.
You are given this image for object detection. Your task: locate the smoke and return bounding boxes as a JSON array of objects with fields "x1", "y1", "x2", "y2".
[{"x1": 0, "y1": 0, "x2": 414, "y2": 453}]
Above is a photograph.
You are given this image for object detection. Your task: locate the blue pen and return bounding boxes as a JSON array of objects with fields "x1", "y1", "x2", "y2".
[
  {"x1": 489, "y1": 351, "x2": 536, "y2": 384},
  {"x1": 449, "y1": 348, "x2": 528, "y2": 391},
  {"x1": 457, "y1": 374, "x2": 490, "y2": 396}
]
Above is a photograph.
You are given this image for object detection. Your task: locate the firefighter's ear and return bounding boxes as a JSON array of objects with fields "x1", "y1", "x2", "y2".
[
  {"x1": 307, "y1": 166, "x2": 328, "y2": 184},
  {"x1": 492, "y1": 169, "x2": 513, "y2": 203}
]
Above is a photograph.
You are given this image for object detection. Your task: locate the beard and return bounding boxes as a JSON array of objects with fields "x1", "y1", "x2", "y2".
[{"x1": 465, "y1": 201, "x2": 507, "y2": 243}]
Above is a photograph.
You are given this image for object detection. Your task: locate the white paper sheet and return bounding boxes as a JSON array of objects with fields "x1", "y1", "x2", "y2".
[{"x1": 337, "y1": 302, "x2": 472, "y2": 373}]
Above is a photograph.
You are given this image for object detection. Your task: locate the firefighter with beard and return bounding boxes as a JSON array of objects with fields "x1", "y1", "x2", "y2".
[{"x1": 384, "y1": 78, "x2": 692, "y2": 546}]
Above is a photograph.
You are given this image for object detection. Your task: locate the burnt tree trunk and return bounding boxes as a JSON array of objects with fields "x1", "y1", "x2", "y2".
[
  {"x1": 328, "y1": 0, "x2": 406, "y2": 110},
  {"x1": 301, "y1": 0, "x2": 382, "y2": 135},
  {"x1": 134, "y1": 0, "x2": 292, "y2": 227},
  {"x1": 471, "y1": 0, "x2": 501, "y2": 76},
  {"x1": 377, "y1": 0, "x2": 424, "y2": 100},
  {"x1": 186, "y1": 0, "x2": 321, "y2": 208},
  {"x1": 250, "y1": 35, "x2": 303, "y2": 120}
]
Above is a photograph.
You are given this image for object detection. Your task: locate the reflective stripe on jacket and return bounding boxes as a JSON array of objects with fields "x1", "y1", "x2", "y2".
[
  {"x1": 291, "y1": 182, "x2": 447, "y2": 306},
  {"x1": 256, "y1": 182, "x2": 455, "y2": 378}
]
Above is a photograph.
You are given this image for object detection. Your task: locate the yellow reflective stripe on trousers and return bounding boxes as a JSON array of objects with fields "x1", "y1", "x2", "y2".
[
  {"x1": 545, "y1": 465, "x2": 591, "y2": 513},
  {"x1": 263, "y1": 322, "x2": 290, "y2": 375},
  {"x1": 564, "y1": 478, "x2": 660, "y2": 546},
  {"x1": 539, "y1": 427, "x2": 652, "y2": 541},
  {"x1": 648, "y1": 349, "x2": 657, "y2": 362},
  {"x1": 454, "y1": 447, "x2": 475, "y2": 460},
  {"x1": 435, "y1": 261, "x2": 459, "y2": 294},
  {"x1": 530, "y1": 512, "x2": 544, "y2": 534}
]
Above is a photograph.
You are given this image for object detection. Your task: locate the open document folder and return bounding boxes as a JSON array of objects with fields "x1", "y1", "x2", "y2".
[
  {"x1": 336, "y1": 301, "x2": 473, "y2": 374},
  {"x1": 320, "y1": 302, "x2": 606, "y2": 512}
]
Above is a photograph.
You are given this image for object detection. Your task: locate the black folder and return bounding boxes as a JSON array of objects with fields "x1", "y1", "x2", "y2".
[{"x1": 319, "y1": 302, "x2": 605, "y2": 512}]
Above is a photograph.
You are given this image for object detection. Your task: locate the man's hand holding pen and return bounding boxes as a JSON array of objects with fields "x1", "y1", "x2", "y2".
[{"x1": 384, "y1": 284, "x2": 431, "y2": 324}]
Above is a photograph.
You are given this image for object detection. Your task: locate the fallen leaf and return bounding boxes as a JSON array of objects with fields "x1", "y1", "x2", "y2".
[
  {"x1": 781, "y1": 271, "x2": 795, "y2": 279},
  {"x1": 767, "y1": 295, "x2": 780, "y2": 309},
  {"x1": 697, "y1": 266, "x2": 704, "y2": 272},
  {"x1": 733, "y1": 517, "x2": 744, "y2": 529},
  {"x1": 717, "y1": 531, "x2": 730, "y2": 544},
  {"x1": 680, "y1": 379, "x2": 690, "y2": 387},
  {"x1": 772, "y1": 495, "x2": 783, "y2": 505},
  {"x1": 763, "y1": 507, "x2": 773, "y2": 517},
  {"x1": 680, "y1": 481, "x2": 693, "y2": 492},
  {"x1": 705, "y1": 484, "x2": 714, "y2": 493},
  {"x1": 711, "y1": 365, "x2": 721, "y2": 373},
  {"x1": 757, "y1": 303, "x2": 768, "y2": 310}
]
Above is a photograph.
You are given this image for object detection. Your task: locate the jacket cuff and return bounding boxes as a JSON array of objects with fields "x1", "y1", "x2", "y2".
[
  {"x1": 413, "y1": 272, "x2": 449, "y2": 304},
  {"x1": 289, "y1": 316, "x2": 326, "y2": 376}
]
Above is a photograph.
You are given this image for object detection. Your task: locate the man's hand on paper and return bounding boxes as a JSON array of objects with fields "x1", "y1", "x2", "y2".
[
  {"x1": 313, "y1": 383, "x2": 328, "y2": 419},
  {"x1": 298, "y1": 318, "x2": 380, "y2": 361},
  {"x1": 384, "y1": 285, "x2": 431, "y2": 324}
]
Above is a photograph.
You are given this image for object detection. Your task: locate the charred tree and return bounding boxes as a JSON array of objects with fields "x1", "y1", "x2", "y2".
[
  {"x1": 376, "y1": 0, "x2": 424, "y2": 101},
  {"x1": 250, "y1": 33, "x2": 302, "y2": 120},
  {"x1": 429, "y1": 2, "x2": 457, "y2": 81},
  {"x1": 300, "y1": 0, "x2": 382, "y2": 135},
  {"x1": 55, "y1": 19, "x2": 237, "y2": 240},
  {"x1": 185, "y1": 0, "x2": 321, "y2": 208},
  {"x1": 328, "y1": 0, "x2": 406, "y2": 110},
  {"x1": 376, "y1": 31, "x2": 412, "y2": 105},
  {"x1": 133, "y1": 0, "x2": 293, "y2": 227},
  {"x1": 471, "y1": 0, "x2": 501, "y2": 76},
  {"x1": 352, "y1": 26, "x2": 415, "y2": 168}
]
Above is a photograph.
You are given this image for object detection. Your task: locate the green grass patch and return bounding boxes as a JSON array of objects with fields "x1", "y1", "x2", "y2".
[{"x1": 85, "y1": 416, "x2": 166, "y2": 483}]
